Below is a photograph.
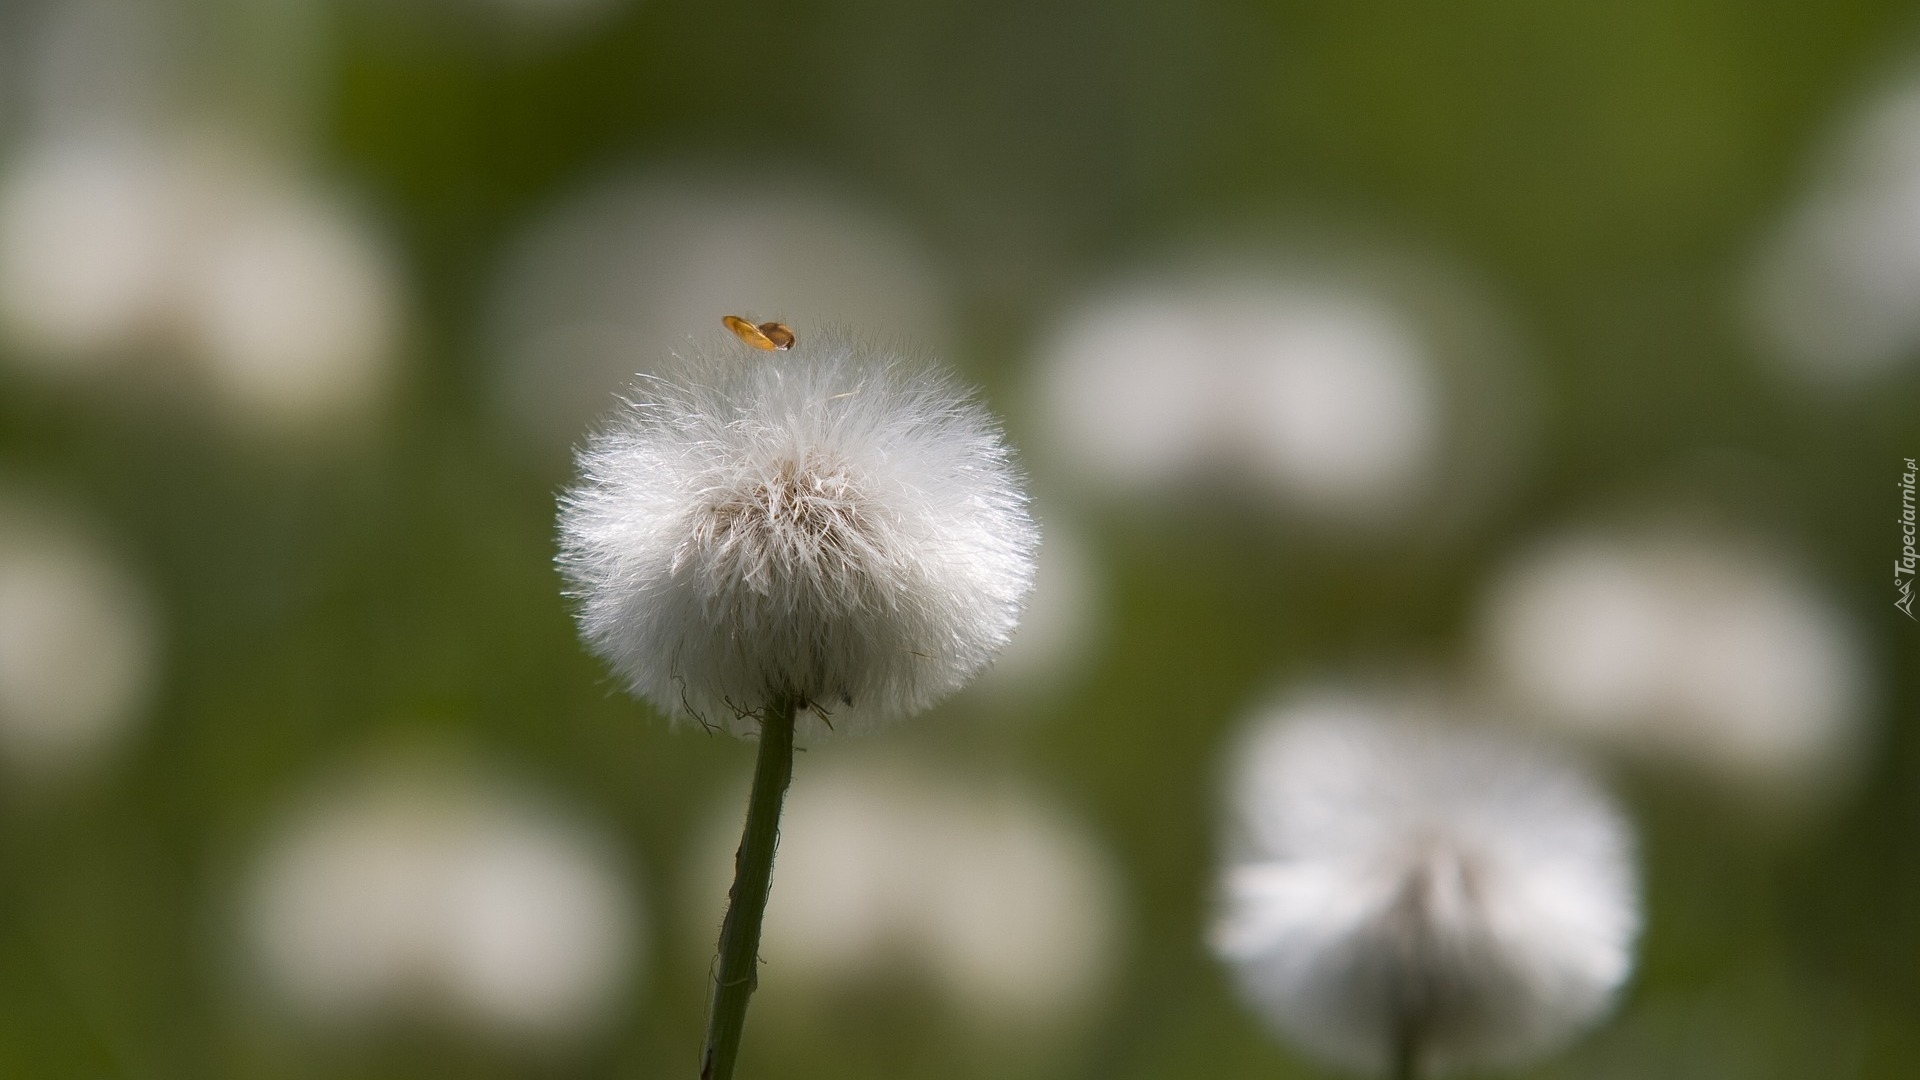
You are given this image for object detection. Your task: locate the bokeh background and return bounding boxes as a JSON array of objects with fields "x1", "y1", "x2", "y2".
[{"x1": 1, "y1": 0, "x2": 1917, "y2": 1077}]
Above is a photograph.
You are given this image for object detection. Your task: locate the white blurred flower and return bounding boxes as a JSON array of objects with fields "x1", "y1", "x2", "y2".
[
  {"x1": 244, "y1": 765, "x2": 638, "y2": 1039},
  {"x1": 0, "y1": 131, "x2": 179, "y2": 364},
  {"x1": 967, "y1": 517, "x2": 1103, "y2": 698},
  {"x1": 557, "y1": 330, "x2": 1037, "y2": 737},
  {"x1": 1745, "y1": 72, "x2": 1920, "y2": 384},
  {"x1": 487, "y1": 169, "x2": 950, "y2": 449},
  {"x1": 1034, "y1": 257, "x2": 1517, "y2": 525},
  {"x1": 0, "y1": 492, "x2": 157, "y2": 775},
  {"x1": 1479, "y1": 530, "x2": 1867, "y2": 792},
  {"x1": 1231, "y1": 285, "x2": 1439, "y2": 514},
  {"x1": 0, "y1": 129, "x2": 403, "y2": 432},
  {"x1": 1213, "y1": 690, "x2": 1640, "y2": 1077},
  {"x1": 175, "y1": 176, "x2": 401, "y2": 429},
  {"x1": 691, "y1": 757, "x2": 1121, "y2": 1033},
  {"x1": 1036, "y1": 284, "x2": 1227, "y2": 490}
]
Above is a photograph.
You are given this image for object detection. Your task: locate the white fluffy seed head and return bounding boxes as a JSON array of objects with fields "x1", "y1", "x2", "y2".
[
  {"x1": 1478, "y1": 530, "x2": 1866, "y2": 796},
  {"x1": 1213, "y1": 691, "x2": 1640, "y2": 1076},
  {"x1": 557, "y1": 328, "x2": 1038, "y2": 737},
  {"x1": 242, "y1": 763, "x2": 639, "y2": 1039}
]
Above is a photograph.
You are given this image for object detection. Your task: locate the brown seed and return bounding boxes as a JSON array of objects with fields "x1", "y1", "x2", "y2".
[{"x1": 757, "y1": 322, "x2": 796, "y2": 350}]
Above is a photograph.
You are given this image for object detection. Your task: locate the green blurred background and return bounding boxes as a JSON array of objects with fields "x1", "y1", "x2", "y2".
[{"x1": 0, "y1": 0, "x2": 1916, "y2": 1077}]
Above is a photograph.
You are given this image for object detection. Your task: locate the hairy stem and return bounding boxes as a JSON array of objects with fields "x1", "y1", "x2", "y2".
[{"x1": 699, "y1": 695, "x2": 798, "y2": 1080}]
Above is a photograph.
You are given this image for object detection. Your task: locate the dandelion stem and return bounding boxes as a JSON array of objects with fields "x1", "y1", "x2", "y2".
[{"x1": 700, "y1": 694, "x2": 798, "y2": 1080}]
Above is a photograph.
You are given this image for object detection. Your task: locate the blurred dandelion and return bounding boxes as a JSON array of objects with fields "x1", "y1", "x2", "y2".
[
  {"x1": 557, "y1": 326, "x2": 1036, "y2": 1079},
  {"x1": 0, "y1": 131, "x2": 179, "y2": 365},
  {"x1": 1746, "y1": 70, "x2": 1920, "y2": 384},
  {"x1": 0, "y1": 0, "x2": 387, "y2": 429},
  {"x1": 488, "y1": 170, "x2": 950, "y2": 452},
  {"x1": 1036, "y1": 283, "x2": 1225, "y2": 491},
  {"x1": 174, "y1": 166, "x2": 401, "y2": 429},
  {"x1": 0, "y1": 489, "x2": 158, "y2": 778},
  {"x1": 965, "y1": 515, "x2": 1104, "y2": 702},
  {"x1": 1032, "y1": 250, "x2": 1524, "y2": 530},
  {"x1": 1213, "y1": 688, "x2": 1640, "y2": 1078},
  {"x1": 1477, "y1": 529, "x2": 1868, "y2": 797},
  {"x1": 689, "y1": 756, "x2": 1122, "y2": 1037},
  {"x1": 0, "y1": 130, "x2": 403, "y2": 433},
  {"x1": 1231, "y1": 286, "x2": 1439, "y2": 515},
  {"x1": 242, "y1": 762, "x2": 639, "y2": 1041}
]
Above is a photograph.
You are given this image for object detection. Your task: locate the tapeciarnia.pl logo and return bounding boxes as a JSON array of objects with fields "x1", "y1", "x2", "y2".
[{"x1": 1899, "y1": 457, "x2": 1917, "y2": 620}]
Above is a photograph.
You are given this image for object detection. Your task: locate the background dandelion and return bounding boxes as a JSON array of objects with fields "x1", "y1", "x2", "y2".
[
  {"x1": 686, "y1": 754, "x2": 1122, "y2": 1075},
  {"x1": 1477, "y1": 526, "x2": 1868, "y2": 800},
  {"x1": 239, "y1": 757, "x2": 640, "y2": 1041},
  {"x1": 1029, "y1": 249, "x2": 1527, "y2": 533},
  {"x1": 0, "y1": 488, "x2": 156, "y2": 779},
  {"x1": 1212, "y1": 688, "x2": 1641, "y2": 1077}
]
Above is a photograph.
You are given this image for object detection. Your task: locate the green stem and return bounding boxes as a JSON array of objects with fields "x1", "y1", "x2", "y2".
[{"x1": 699, "y1": 695, "x2": 798, "y2": 1080}]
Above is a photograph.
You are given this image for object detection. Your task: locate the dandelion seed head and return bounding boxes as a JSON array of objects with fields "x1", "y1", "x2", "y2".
[
  {"x1": 557, "y1": 329, "x2": 1037, "y2": 736},
  {"x1": 0, "y1": 131, "x2": 177, "y2": 363},
  {"x1": 1479, "y1": 530, "x2": 1866, "y2": 794},
  {"x1": 1746, "y1": 74, "x2": 1920, "y2": 383},
  {"x1": 0, "y1": 128, "x2": 404, "y2": 434},
  {"x1": 1030, "y1": 252, "x2": 1525, "y2": 534},
  {"x1": 176, "y1": 177, "x2": 401, "y2": 430},
  {"x1": 0, "y1": 491, "x2": 157, "y2": 776},
  {"x1": 689, "y1": 756, "x2": 1122, "y2": 1033},
  {"x1": 243, "y1": 763, "x2": 638, "y2": 1040},
  {"x1": 1213, "y1": 691, "x2": 1640, "y2": 1076}
]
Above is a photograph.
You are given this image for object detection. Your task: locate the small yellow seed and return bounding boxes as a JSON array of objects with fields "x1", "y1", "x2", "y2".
[{"x1": 722, "y1": 315, "x2": 796, "y2": 351}]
